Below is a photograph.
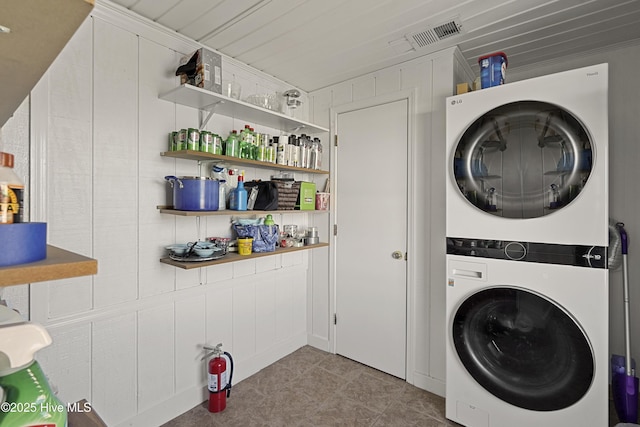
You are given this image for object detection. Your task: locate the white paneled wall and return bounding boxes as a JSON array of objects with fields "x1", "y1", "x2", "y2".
[
  {"x1": 309, "y1": 47, "x2": 474, "y2": 396},
  {"x1": 20, "y1": 4, "x2": 316, "y2": 426}
]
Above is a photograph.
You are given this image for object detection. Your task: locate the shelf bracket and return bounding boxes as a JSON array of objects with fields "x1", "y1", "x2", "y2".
[
  {"x1": 199, "y1": 100, "x2": 225, "y2": 130},
  {"x1": 289, "y1": 124, "x2": 306, "y2": 134}
]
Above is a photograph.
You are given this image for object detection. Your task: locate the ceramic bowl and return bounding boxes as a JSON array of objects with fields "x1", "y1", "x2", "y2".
[
  {"x1": 166, "y1": 244, "x2": 189, "y2": 256},
  {"x1": 193, "y1": 247, "x2": 216, "y2": 257},
  {"x1": 195, "y1": 241, "x2": 215, "y2": 249}
]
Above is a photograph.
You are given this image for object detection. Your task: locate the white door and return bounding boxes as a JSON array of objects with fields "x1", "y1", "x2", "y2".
[{"x1": 335, "y1": 97, "x2": 408, "y2": 379}]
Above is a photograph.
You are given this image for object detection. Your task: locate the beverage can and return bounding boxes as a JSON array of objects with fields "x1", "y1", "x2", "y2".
[
  {"x1": 187, "y1": 128, "x2": 200, "y2": 150},
  {"x1": 200, "y1": 131, "x2": 213, "y2": 153},
  {"x1": 177, "y1": 129, "x2": 188, "y2": 150}
]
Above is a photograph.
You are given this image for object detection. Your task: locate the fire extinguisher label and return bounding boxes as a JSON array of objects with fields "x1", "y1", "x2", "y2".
[
  {"x1": 208, "y1": 373, "x2": 219, "y2": 392},
  {"x1": 208, "y1": 371, "x2": 228, "y2": 392}
]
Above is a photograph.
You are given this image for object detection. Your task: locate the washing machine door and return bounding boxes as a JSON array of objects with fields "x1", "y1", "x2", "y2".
[
  {"x1": 452, "y1": 287, "x2": 594, "y2": 411},
  {"x1": 453, "y1": 101, "x2": 593, "y2": 218}
]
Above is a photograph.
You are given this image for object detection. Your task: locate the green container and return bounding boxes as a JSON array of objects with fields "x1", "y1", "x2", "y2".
[
  {"x1": 296, "y1": 181, "x2": 316, "y2": 210},
  {"x1": 0, "y1": 361, "x2": 67, "y2": 426}
]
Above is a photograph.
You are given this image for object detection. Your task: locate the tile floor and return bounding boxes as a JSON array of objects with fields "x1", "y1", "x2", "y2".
[{"x1": 163, "y1": 345, "x2": 623, "y2": 427}]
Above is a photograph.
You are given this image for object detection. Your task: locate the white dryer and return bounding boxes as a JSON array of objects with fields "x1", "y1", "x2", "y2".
[
  {"x1": 445, "y1": 247, "x2": 608, "y2": 427},
  {"x1": 446, "y1": 63, "x2": 608, "y2": 246}
]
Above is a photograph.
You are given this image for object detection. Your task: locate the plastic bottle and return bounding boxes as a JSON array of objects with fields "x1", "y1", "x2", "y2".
[
  {"x1": 312, "y1": 137, "x2": 323, "y2": 170},
  {"x1": 298, "y1": 134, "x2": 309, "y2": 168},
  {"x1": 218, "y1": 179, "x2": 226, "y2": 211},
  {"x1": 0, "y1": 152, "x2": 24, "y2": 224},
  {"x1": 266, "y1": 138, "x2": 276, "y2": 164},
  {"x1": 0, "y1": 319, "x2": 67, "y2": 426},
  {"x1": 225, "y1": 130, "x2": 240, "y2": 157},
  {"x1": 276, "y1": 135, "x2": 287, "y2": 165},
  {"x1": 288, "y1": 135, "x2": 298, "y2": 167},
  {"x1": 229, "y1": 171, "x2": 247, "y2": 211},
  {"x1": 264, "y1": 214, "x2": 275, "y2": 226}
]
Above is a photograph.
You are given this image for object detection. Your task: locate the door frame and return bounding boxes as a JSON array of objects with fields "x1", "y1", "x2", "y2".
[{"x1": 329, "y1": 89, "x2": 417, "y2": 383}]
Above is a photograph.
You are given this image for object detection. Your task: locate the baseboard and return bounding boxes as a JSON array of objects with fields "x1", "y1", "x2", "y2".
[
  {"x1": 413, "y1": 371, "x2": 445, "y2": 397},
  {"x1": 307, "y1": 334, "x2": 330, "y2": 352},
  {"x1": 116, "y1": 333, "x2": 308, "y2": 427}
]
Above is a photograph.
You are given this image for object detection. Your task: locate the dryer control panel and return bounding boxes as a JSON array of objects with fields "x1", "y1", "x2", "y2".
[{"x1": 446, "y1": 237, "x2": 607, "y2": 269}]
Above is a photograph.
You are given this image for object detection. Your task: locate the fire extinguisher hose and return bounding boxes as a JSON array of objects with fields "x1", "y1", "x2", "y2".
[{"x1": 224, "y1": 351, "x2": 234, "y2": 398}]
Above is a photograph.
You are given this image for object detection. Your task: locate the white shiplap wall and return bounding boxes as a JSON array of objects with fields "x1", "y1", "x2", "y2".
[
  {"x1": 7, "y1": 4, "x2": 319, "y2": 426},
  {"x1": 309, "y1": 46, "x2": 474, "y2": 396}
]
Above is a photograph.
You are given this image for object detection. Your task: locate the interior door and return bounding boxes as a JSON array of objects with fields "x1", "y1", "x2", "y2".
[{"x1": 335, "y1": 98, "x2": 408, "y2": 379}]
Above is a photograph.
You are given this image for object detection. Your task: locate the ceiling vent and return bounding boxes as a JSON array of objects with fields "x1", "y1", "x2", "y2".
[{"x1": 406, "y1": 17, "x2": 463, "y2": 50}]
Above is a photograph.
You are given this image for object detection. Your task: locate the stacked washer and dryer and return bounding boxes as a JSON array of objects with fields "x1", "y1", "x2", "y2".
[{"x1": 445, "y1": 63, "x2": 609, "y2": 427}]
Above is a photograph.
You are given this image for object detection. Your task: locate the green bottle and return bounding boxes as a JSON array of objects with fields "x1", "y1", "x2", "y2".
[
  {"x1": 0, "y1": 320, "x2": 67, "y2": 427},
  {"x1": 225, "y1": 130, "x2": 240, "y2": 157}
]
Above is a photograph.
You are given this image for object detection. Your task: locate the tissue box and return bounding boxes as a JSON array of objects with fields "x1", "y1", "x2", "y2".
[
  {"x1": 296, "y1": 182, "x2": 316, "y2": 210},
  {"x1": 176, "y1": 48, "x2": 222, "y2": 94}
]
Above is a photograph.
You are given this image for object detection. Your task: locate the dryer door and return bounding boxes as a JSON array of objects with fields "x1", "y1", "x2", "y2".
[
  {"x1": 452, "y1": 287, "x2": 594, "y2": 411},
  {"x1": 452, "y1": 101, "x2": 593, "y2": 218}
]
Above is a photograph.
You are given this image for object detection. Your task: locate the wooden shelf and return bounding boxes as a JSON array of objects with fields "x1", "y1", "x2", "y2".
[
  {"x1": 157, "y1": 207, "x2": 328, "y2": 216},
  {"x1": 160, "y1": 242, "x2": 329, "y2": 270},
  {"x1": 159, "y1": 84, "x2": 329, "y2": 134},
  {"x1": 160, "y1": 150, "x2": 329, "y2": 174},
  {"x1": 0, "y1": 245, "x2": 97, "y2": 287}
]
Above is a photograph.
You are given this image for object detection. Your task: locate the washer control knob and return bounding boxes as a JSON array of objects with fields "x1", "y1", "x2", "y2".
[{"x1": 504, "y1": 242, "x2": 527, "y2": 260}]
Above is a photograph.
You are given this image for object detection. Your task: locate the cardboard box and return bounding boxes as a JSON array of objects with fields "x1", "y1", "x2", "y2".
[
  {"x1": 456, "y1": 82, "x2": 471, "y2": 95},
  {"x1": 176, "y1": 48, "x2": 222, "y2": 94},
  {"x1": 296, "y1": 182, "x2": 316, "y2": 210}
]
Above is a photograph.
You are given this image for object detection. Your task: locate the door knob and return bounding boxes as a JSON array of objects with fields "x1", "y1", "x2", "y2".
[{"x1": 392, "y1": 251, "x2": 404, "y2": 260}]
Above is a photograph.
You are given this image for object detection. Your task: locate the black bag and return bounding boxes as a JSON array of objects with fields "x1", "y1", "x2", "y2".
[{"x1": 244, "y1": 180, "x2": 279, "y2": 210}]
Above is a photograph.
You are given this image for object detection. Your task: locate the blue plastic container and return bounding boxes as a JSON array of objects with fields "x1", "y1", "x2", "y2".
[{"x1": 479, "y1": 52, "x2": 507, "y2": 89}]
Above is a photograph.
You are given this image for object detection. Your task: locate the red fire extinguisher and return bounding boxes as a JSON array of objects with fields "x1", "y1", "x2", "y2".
[{"x1": 205, "y1": 343, "x2": 234, "y2": 413}]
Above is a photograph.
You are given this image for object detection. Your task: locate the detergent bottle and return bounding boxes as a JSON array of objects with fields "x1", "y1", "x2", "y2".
[{"x1": 0, "y1": 311, "x2": 67, "y2": 427}]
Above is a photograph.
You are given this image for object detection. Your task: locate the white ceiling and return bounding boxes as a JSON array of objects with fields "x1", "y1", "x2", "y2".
[{"x1": 106, "y1": 0, "x2": 640, "y2": 92}]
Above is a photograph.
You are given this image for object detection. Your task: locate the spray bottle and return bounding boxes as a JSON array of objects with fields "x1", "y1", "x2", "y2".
[{"x1": 0, "y1": 316, "x2": 67, "y2": 426}]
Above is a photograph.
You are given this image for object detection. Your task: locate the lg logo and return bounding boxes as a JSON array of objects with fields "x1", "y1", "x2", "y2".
[{"x1": 451, "y1": 99, "x2": 462, "y2": 106}]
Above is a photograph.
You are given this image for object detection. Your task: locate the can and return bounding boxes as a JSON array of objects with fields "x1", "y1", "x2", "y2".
[
  {"x1": 177, "y1": 129, "x2": 188, "y2": 151},
  {"x1": 212, "y1": 134, "x2": 223, "y2": 155},
  {"x1": 169, "y1": 131, "x2": 178, "y2": 151},
  {"x1": 187, "y1": 128, "x2": 200, "y2": 151},
  {"x1": 238, "y1": 237, "x2": 253, "y2": 255},
  {"x1": 200, "y1": 131, "x2": 213, "y2": 153}
]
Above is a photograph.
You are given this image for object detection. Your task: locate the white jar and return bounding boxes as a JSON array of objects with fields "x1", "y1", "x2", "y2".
[{"x1": 0, "y1": 152, "x2": 24, "y2": 224}]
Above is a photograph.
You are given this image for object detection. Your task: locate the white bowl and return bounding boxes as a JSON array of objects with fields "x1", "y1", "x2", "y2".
[{"x1": 166, "y1": 244, "x2": 189, "y2": 256}]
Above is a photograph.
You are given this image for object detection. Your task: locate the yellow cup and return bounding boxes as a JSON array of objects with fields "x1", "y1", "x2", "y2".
[{"x1": 238, "y1": 238, "x2": 253, "y2": 255}]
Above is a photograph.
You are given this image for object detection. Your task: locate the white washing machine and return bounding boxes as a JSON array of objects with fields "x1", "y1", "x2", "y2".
[
  {"x1": 446, "y1": 63, "x2": 608, "y2": 246},
  {"x1": 445, "y1": 248, "x2": 608, "y2": 427}
]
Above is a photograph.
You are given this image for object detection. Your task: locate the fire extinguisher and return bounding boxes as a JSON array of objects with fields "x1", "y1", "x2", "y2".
[{"x1": 204, "y1": 343, "x2": 234, "y2": 413}]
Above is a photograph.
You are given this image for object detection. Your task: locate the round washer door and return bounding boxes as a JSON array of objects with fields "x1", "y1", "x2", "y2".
[
  {"x1": 452, "y1": 287, "x2": 594, "y2": 411},
  {"x1": 452, "y1": 101, "x2": 593, "y2": 218}
]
